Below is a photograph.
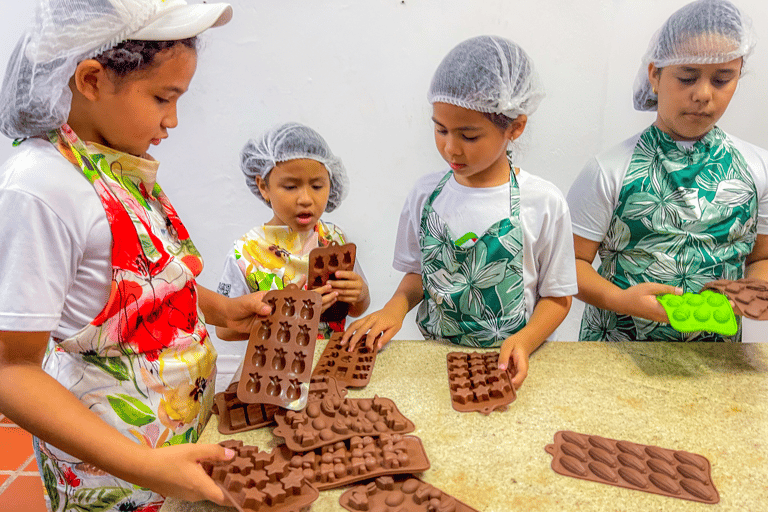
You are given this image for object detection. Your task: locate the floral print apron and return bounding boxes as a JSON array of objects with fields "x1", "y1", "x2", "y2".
[
  {"x1": 580, "y1": 126, "x2": 757, "y2": 342},
  {"x1": 226, "y1": 221, "x2": 347, "y2": 336},
  {"x1": 34, "y1": 125, "x2": 216, "y2": 512},
  {"x1": 416, "y1": 162, "x2": 527, "y2": 347}
]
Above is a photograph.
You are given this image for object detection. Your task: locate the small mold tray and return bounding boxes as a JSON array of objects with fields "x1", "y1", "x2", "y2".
[
  {"x1": 657, "y1": 290, "x2": 737, "y2": 336},
  {"x1": 446, "y1": 352, "x2": 516, "y2": 415},
  {"x1": 202, "y1": 440, "x2": 319, "y2": 512},
  {"x1": 703, "y1": 277, "x2": 768, "y2": 320},
  {"x1": 213, "y1": 381, "x2": 279, "y2": 435},
  {"x1": 340, "y1": 475, "x2": 480, "y2": 512},
  {"x1": 280, "y1": 434, "x2": 430, "y2": 491},
  {"x1": 273, "y1": 394, "x2": 415, "y2": 451},
  {"x1": 237, "y1": 286, "x2": 322, "y2": 411},
  {"x1": 545, "y1": 431, "x2": 719, "y2": 504},
  {"x1": 307, "y1": 242, "x2": 356, "y2": 323},
  {"x1": 312, "y1": 332, "x2": 378, "y2": 388}
]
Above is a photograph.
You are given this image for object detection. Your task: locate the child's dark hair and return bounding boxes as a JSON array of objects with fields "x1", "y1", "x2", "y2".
[
  {"x1": 483, "y1": 112, "x2": 514, "y2": 131},
  {"x1": 94, "y1": 38, "x2": 198, "y2": 78}
]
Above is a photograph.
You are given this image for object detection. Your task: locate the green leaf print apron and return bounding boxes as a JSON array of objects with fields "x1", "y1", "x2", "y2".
[
  {"x1": 580, "y1": 126, "x2": 757, "y2": 342},
  {"x1": 416, "y1": 164, "x2": 527, "y2": 347}
]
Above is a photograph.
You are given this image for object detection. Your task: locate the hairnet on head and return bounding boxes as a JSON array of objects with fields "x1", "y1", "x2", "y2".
[
  {"x1": 0, "y1": 0, "x2": 232, "y2": 139},
  {"x1": 240, "y1": 123, "x2": 349, "y2": 213},
  {"x1": 428, "y1": 35, "x2": 545, "y2": 119},
  {"x1": 633, "y1": 0, "x2": 754, "y2": 111}
]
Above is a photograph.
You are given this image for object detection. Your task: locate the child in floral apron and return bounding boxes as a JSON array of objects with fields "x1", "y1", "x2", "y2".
[
  {"x1": 0, "y1": 2, "x2": 273, "y2": 511},
  {"x1": 568, "y1": 0, "x2": 768, "y2": 342},
  {"x1": 216, "y1": 122, "x2": 370, "y2": 345},
  {"x1": 342, "y1": 36, "x2": 578, "y2": 389}
]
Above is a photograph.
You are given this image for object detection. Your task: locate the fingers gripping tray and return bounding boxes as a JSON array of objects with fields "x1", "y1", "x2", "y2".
[
  {"x1": 312, "y1": 332, "x2": 377, "y2": 388},
  {"x1": 307, "y1": 242, "x2": 356, "y2": 323},
  {"x1": 446, "y1": 352, "x2": 516, "y2": 414},
  {"x1": 340, "y1": 476, "x2": 480, "y2": 512},
  {"x1": 545, "y1": 431, "x2": 719, "y2": 504},
  {"x1": 703, "y1": 277, "x2": 768, "y2": 320},
  {"x1": 237, "y1": 287, "x2": 321, "y2": 411},
  {"x1": 203, "y1": 440, "x2": 319, "y2": 512}
]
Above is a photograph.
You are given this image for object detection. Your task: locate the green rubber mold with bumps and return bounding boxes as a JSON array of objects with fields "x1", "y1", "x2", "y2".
[{"x1": 657, "y1": 290, "x2": 738, "y2": 336}]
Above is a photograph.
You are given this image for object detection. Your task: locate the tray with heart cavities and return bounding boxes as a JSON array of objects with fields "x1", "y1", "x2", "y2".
[
  {"x1": 312, "y1": 331, "x2": 378, "y2": 388},
  {"x1": 340, "y1": 475, "x2": 480, "y2": 512},
  {"x1": 237, "y1": 286, "x2": 322, "y2": 411},
  {"x1": 307, "y1": 241, "x2": 357, "y2": 323},
  {"x1": 273, "y1": 391, "x2": 416, "y2": 451},
  {"x1": 446, "y1": 352, "x2": 516, "y2": 415}
]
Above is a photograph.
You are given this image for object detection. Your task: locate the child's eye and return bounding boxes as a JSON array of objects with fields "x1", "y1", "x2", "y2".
[
  {"x1": 677, "y1": 77, "x2": 697, "y2": 85},
  {"x1": 155, "y1": 96, "x2": 170, "y2": 104},
  {"x1": 312, "y1": 185, "x2": 325, "y2": 190},
  {"x1": 435, "y1": 128, "x2": 448, "y2": 135},
  {"x1": 282, "y1": 185, "x2": 296, "y2": 190},
  {"x1": 462, "y1": 135, "x2": 479, "y2": 141},
  {"x1": 712, "y1": 78, "x2": 732, "y2": 87}
]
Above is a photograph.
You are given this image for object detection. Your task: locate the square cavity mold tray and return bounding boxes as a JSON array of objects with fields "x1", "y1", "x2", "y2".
[
  {"x1": 202, "y1": 440, "x2": 319, "y2": 512},
  {"x1": 340, "y1": 476, "x2": 480, "y2": 512},
  {"x1": 703, "y1": 277, "x2": 768, "y2": 320},
  {"x1": 307, "y1": 242, "x2": 356, "y2": 323},
  {"x1": 237, "y1": 286, "x2": 321, "y2": 411},
  {"x1": 312, "y1": 332, "x2": 377, "y2": 388},
  {"x1": 545, "y1": 431, "x2": 719, "y2": 504},
  {"x1": 446, "y1": 352, "x2": 516, "y2": 414}
]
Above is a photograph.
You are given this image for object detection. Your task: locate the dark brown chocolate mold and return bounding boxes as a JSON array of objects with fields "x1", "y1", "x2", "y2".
[
  {"x1": 307, "y1": 242, "x2": 356, "y2": 323},
  {"x1": 339, "y1": 475, "x2": 480, "y2": 512},
  {"x1": 312, "y1": 332, "x2": 377, "y2": 388},
  {"x1": 273, "y1": 394, "x2": 415, "y2": 451},
  {"x1": 280, "y1": 434, "x2": 430, "y2": 491},
  {"x1": 202, "y1": 440, "x2": 319, "y2": 512},
  {"x1": 446, "y1": 352, "x2": 516, "y2": 415},
  {"x1": 545, "y1": 431, "x2": 719, "y2": 504},
  {"x1": 213, "y1": 381, "x2": 279, "y2": 435},
  {"x1": 237, "y1": 286, "x2": 321, "y2": 411},
  {"x1": 703, "y1": 277, "x2": 768, "y2": 320}
]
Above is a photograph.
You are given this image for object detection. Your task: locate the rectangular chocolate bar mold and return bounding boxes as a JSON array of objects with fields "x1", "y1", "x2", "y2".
[
  {"x1": 202, "y1": 440, "x2": 319, "y2": 512},
  {"x1": 703, "y1": 277, "x2": 768, "y2": 320},
  {"x1": 340, "y1": 475, "x2": 480, "y2": 512},
  {"x1": 237, "y1": 287, "x2": 321, "y2": 411},
  {"x1": 213, "y1": 381, "x2": 279, "y2": 435},
  {"x1": 312, "y1": 331, "x2": 377, "y2": 388},
  {"x1": 273, "y1": 394, "x2": 415, "y2": 451},
  {"x1": 307, "y1": 242, "x2": 356, "y2": 323},
  {"x1": 279, "y1": 434, "x2": 430, "y2": 491},
  {"x1": 446, "y1": 352, "x2": 516, "y2": 414},
  {"x1": 545, "y1": 430, "x2": 719, "y2": 504}
]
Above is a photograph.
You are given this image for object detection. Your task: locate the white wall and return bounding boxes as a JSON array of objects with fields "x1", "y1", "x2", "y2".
[{"x1": 2, "y1": 0, "x2": 767, "y2": 383}]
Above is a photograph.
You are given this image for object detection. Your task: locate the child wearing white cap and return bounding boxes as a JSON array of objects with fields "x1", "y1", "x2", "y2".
[{"x1": 0, "y1": 1, "x2": 268, "y2": 510}]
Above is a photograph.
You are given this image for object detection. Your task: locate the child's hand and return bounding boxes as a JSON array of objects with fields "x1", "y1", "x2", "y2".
[
  {"x1": 498, "y1": 334, "x2": 531, "y2": 390},
  {"x1": 341, "y1": 306, "x2": 402, "y2": 352},
  {"x1": 224, "y1": 291, "x2": 273, "y2": 331},
  {"x1": 310, "y1": 283, "x2": 339, "y2": 313},
  {"x1": 328, "y1": 270, "x2": 367, "y2": 305},
  {"x1": 618, "y1": 282, "x2": 682, "y2": 323}
]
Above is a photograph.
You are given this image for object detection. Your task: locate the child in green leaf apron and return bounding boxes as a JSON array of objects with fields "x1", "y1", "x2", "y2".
[
  {"x1": 568, "y1": 0, "x2": 768, "y2": 342},
  {"x1": 343, "y1": 36, "x2": 578, "y2": 389},
  {"x1": 0, "y1": 2, "x2": 274, "y2": 511}
]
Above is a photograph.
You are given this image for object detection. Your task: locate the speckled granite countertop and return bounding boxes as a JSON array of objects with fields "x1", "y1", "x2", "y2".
[{"x1": 161, "y1": 341, "x2": 768, "y2": 512}]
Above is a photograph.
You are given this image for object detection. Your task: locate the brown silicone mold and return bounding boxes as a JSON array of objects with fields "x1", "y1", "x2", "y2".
[
  {"x1": 545, "y1": 431, "x2": 719, "y2": 504},
  {"x1": 703, "y1": 277, "x2": 768, "y2": 320},
  {"x1": 312, "y1": 332, "x2": 377, "y2": 388},
  {"x1": 202, "y1": 440, "x2": 319, "y2": 512},
  {"x1": 273, "y1": 394, "x2": 415, "y2": 451},
  {"x1": 307, "y1": 242, "x2": 356, "y2": 323},
  {"x1": 307, "y1": 375, "x2": 348, "y2": 402},
  {"x1": 213, "y1": 381, "x2": 279, "y2": 435},
  {"x1": 340, "y1": 476, "x2": 480, "y2": 512},
  {"x1": 281, "y1": 434, "x2": 430, "y2": 491},
  {"x1": 446, "y1": 352, "x2": 516, "y2": 415},
  {"x1": 237, "y1": 286, "x2": 321, "y2": 411}
]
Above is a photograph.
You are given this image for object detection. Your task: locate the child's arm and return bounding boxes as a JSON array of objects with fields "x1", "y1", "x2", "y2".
[
  {"x1": 341, "y1": 272, "x2": 423, "y2": 351},
  {"x1": 0, "y1": 330, "x2": 236, "y2": 506},
  {"x1": 197, "y1": 285, "x2": 271, "y2": 334},
  {"x1": 574, "y1": 235, "x2": 681, "y2": 323},
  {"x1": 745, "y1": 234, "x2": 768, "y2": 280},
  {"x1": 327, "y1": 270, "x2": 371, "y2": 317},
  {"x1": 498, "y1": 295, "x2": 571, "y2": 389}
]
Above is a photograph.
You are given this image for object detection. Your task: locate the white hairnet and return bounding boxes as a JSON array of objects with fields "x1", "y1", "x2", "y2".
[
  {"x1": 0, "y1": 0, "x2": 231, "y2": 139},
  {"x1": 633, "y1": 0, "x2": 755, "y2": 111},
  {"x1": 428, "y1": 35, "x2": 544, "y2": 119},
  {"x1": 240, "y1": 123, "x2": 349, "y2": 213}
]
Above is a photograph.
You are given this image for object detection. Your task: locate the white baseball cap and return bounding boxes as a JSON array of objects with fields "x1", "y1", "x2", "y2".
[{"x1": 129, "y1": 0, "x2": 233, "y2": 40}]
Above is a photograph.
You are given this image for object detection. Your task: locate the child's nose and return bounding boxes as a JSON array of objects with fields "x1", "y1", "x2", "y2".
[
  {"x1": 297, "y1": 187, "x2": 313, "y2": 205},
  {"x1": 444, "y1": 135, "x2": 462, "y2": 156},
  {"x1": 162, "y1": 105, "x2": 179, "y2": 129},
  {"x1": 691, "y1": 81, "x2": 713, "y2": 103}
]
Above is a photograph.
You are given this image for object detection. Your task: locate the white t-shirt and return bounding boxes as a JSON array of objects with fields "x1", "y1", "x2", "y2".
[
  {"x1": 0, "y1": 139, "x2": 112, "y2": 338},
  {"x1": 394, "y1": 169, "x2": 578, "y2": 337},
  {"x1": 568, "y1": 130, "x2": 768, "y2": 242}
]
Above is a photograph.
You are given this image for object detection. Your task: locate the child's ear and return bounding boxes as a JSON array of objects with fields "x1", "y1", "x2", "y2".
[
  {"x1": 255, "y1": 175, "x2": 271, "y2": 206},
  {"x1": 72, "y1": 59, "x2": 109, "y2": 102},
  {"x1": 507, "y1": 114, "x2": 528, "y2": 141},
  {"x1": 647, "y1": 63, "x2": 661, "y2": 93}
]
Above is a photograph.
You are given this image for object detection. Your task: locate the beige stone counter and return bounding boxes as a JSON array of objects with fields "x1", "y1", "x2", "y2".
[{"x1": 161, "y1": 341, "x2": 768, "y2": 511}]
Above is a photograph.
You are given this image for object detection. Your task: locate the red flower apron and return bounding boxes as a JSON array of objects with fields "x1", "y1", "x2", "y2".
[{"x1": 34, "y1": 125, "x2": 217, "y2": 512}]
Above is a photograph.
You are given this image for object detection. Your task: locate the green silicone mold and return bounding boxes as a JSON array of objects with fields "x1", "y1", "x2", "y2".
[{"x1": 657, "y1": 290, "x2": 737, "y2": 336}]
